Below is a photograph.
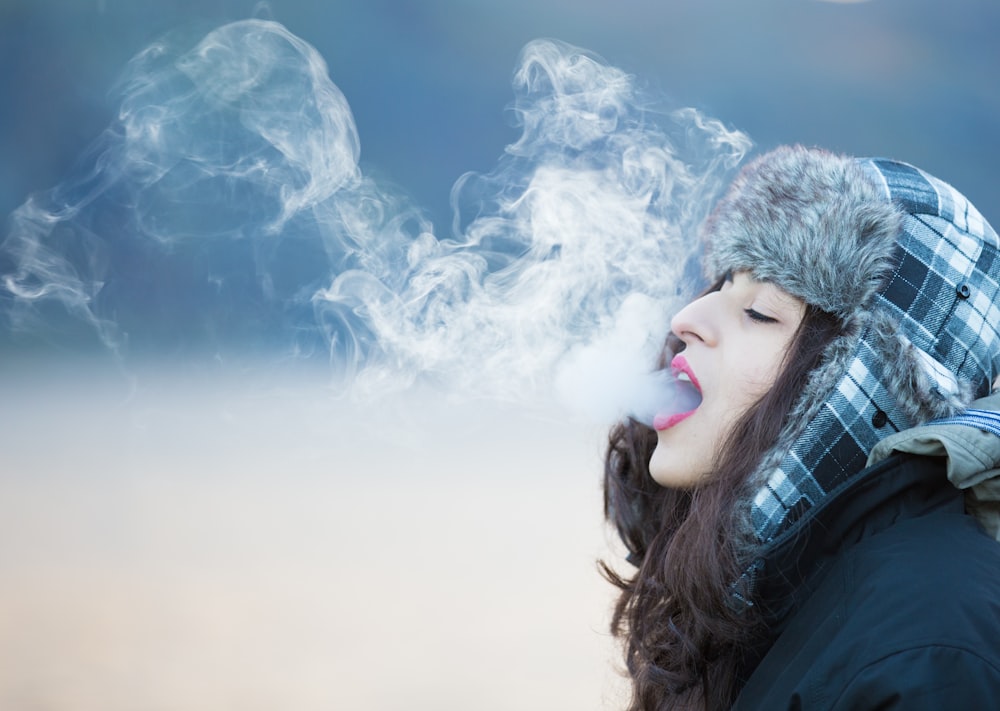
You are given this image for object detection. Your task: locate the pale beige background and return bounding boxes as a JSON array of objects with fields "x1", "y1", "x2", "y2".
[{"x1": 0, "y1": 366, "x2": 630, "y2": 710}]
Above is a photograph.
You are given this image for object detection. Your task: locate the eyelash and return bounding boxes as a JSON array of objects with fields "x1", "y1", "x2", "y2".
[
  {"x1": 724, "y1": 271, "x2": 779, "y2": 323},
  {"x1": 745, "y1": 308, "x2": 778, "y2": 324}
]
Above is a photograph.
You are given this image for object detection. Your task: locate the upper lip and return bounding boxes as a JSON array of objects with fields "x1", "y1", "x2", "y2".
[{"x1": 670, "y1": 354, "x2": 702, "y2": 393}]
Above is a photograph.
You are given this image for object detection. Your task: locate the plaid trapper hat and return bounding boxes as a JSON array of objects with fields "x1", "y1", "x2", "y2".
[{"x1": 703, "y1": 146, "x2": 1000, "y2": 544}]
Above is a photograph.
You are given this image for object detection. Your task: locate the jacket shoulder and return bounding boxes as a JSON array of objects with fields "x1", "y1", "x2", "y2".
[
  {"x1": 737, "y1": 508, "x2": 1000, "y2": 709},
  {"x1": 826, "y1": 644, "x2": 1000, "y2": 711}
]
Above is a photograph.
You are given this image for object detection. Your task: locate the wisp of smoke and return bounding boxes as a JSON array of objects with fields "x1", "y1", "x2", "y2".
[{"x1": 0, "y1": 20, "x2": 750, "y2": 422}]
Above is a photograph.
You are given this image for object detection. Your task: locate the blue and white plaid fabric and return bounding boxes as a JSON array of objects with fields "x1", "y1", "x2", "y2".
[
  {"x1": 927, "y1": 409, "x2": 1000, "y2": 438},
  {"x1": 751, "y1": 159, "x2": 1000, "y2": 543}
]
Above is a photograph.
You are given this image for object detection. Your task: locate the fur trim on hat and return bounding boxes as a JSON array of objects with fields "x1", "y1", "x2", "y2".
[
  {"x1": 716, "y1": 146, "x2": 1000, "y2": 549},
  {"x1": 703, "y1": 145, "x2": 903, "y2": 323}
]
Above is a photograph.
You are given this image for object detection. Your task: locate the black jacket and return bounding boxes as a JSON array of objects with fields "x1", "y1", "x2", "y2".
[{"x1": 733, "y1": 454, "x2": 1000, "y2": 710}]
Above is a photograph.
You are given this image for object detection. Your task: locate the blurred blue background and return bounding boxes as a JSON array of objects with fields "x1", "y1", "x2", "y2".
[
  {"x1": 0, "y1": 4, "x2": 997, "y2": 708},
  {"x1": 3, "y1": 0, "x2": 997, "y2": 234}
]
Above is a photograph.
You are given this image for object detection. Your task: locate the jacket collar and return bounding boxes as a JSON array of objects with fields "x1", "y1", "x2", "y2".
[{"x1": 748, "y1": 453, "x2": 962, "y2": 636}]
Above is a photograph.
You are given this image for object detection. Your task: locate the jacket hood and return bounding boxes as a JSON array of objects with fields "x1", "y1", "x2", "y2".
[
  {"x1": 868, "y1": 390, "x2": 1000, "y2": 540},
  {"x1": 701, "y1": 146, "x2": 1000, "y2": 544}
]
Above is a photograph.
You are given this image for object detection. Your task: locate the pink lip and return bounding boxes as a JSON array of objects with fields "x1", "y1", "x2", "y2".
[
  {"x1": 670, "y1": 354, "x2": 701, "y2": 393},
  {"x1": 653, "y1": 410, "x2": 696, "y2": 431},
  {"x1": 652, "y1": 354, "x2": 702, "y2": 432}
]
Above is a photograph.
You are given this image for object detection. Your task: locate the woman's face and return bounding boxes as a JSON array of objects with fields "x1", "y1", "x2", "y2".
[{"x1": 648, "y1": 271, "x2": 805, "y2": 488}]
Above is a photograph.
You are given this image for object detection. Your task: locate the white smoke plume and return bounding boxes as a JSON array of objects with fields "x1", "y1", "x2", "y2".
[{"x1": 0, "y1": 20, "x2": 750, "y2": 422}]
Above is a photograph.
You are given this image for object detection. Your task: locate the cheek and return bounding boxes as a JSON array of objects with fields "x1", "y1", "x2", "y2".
[
  {"x1": 706, "y1": 397, "x2": 747, "y2": 453},
  {"x1": 713, "y1": 364, "x2": 776, "y2": 436},
  {"x1": 738, "y1": 373, "x2": 776, "y2": 402},
  {"x1": 732, "y1": 349, "x2": 787, "y2": 399}
]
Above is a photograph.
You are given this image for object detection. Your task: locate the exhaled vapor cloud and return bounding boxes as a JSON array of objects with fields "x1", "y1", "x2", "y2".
[{"x1": 0, "y1": 19, "x2": 749, "y2": 420}]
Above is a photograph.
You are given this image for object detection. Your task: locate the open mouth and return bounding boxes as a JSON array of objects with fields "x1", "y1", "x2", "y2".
[{"x1": 652, "y1": 355, "x2": 702, "y2": 431}]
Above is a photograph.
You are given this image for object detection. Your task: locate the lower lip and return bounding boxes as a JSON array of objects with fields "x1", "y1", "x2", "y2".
[{"x1": 653, "y1": 410, "x2": 696, "y2": 431}]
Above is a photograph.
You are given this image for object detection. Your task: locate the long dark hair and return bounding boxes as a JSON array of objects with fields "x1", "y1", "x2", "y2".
[{"x1": 601, "y1": 284, "x2": 841, "y2": 710}]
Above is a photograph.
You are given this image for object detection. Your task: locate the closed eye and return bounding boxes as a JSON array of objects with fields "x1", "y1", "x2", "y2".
[{"x1": 745, "y1": 308, "x2": 778, "y2": 324}]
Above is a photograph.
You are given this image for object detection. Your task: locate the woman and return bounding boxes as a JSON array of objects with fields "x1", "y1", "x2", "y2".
[{"x1": 603, "y1": 145, "x2": 1000, "y2": 710}]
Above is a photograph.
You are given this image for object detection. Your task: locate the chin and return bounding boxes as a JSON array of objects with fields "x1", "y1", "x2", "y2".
[
  {"x1": 649, "y1": 453, "x2": 692, "y2": 489},
  {"x1": 649, "y1": 435, "x2": 714, "y2": 488}
]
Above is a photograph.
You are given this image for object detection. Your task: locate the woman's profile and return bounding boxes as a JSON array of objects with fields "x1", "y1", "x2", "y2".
[{"x1": 603, "y1": 145, "x2": 1000, "y2": 709}]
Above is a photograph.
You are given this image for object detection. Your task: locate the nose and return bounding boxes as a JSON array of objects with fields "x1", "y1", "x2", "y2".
[{"x1": 669, "y1": 292, "x2": 718, "y2": 347}]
